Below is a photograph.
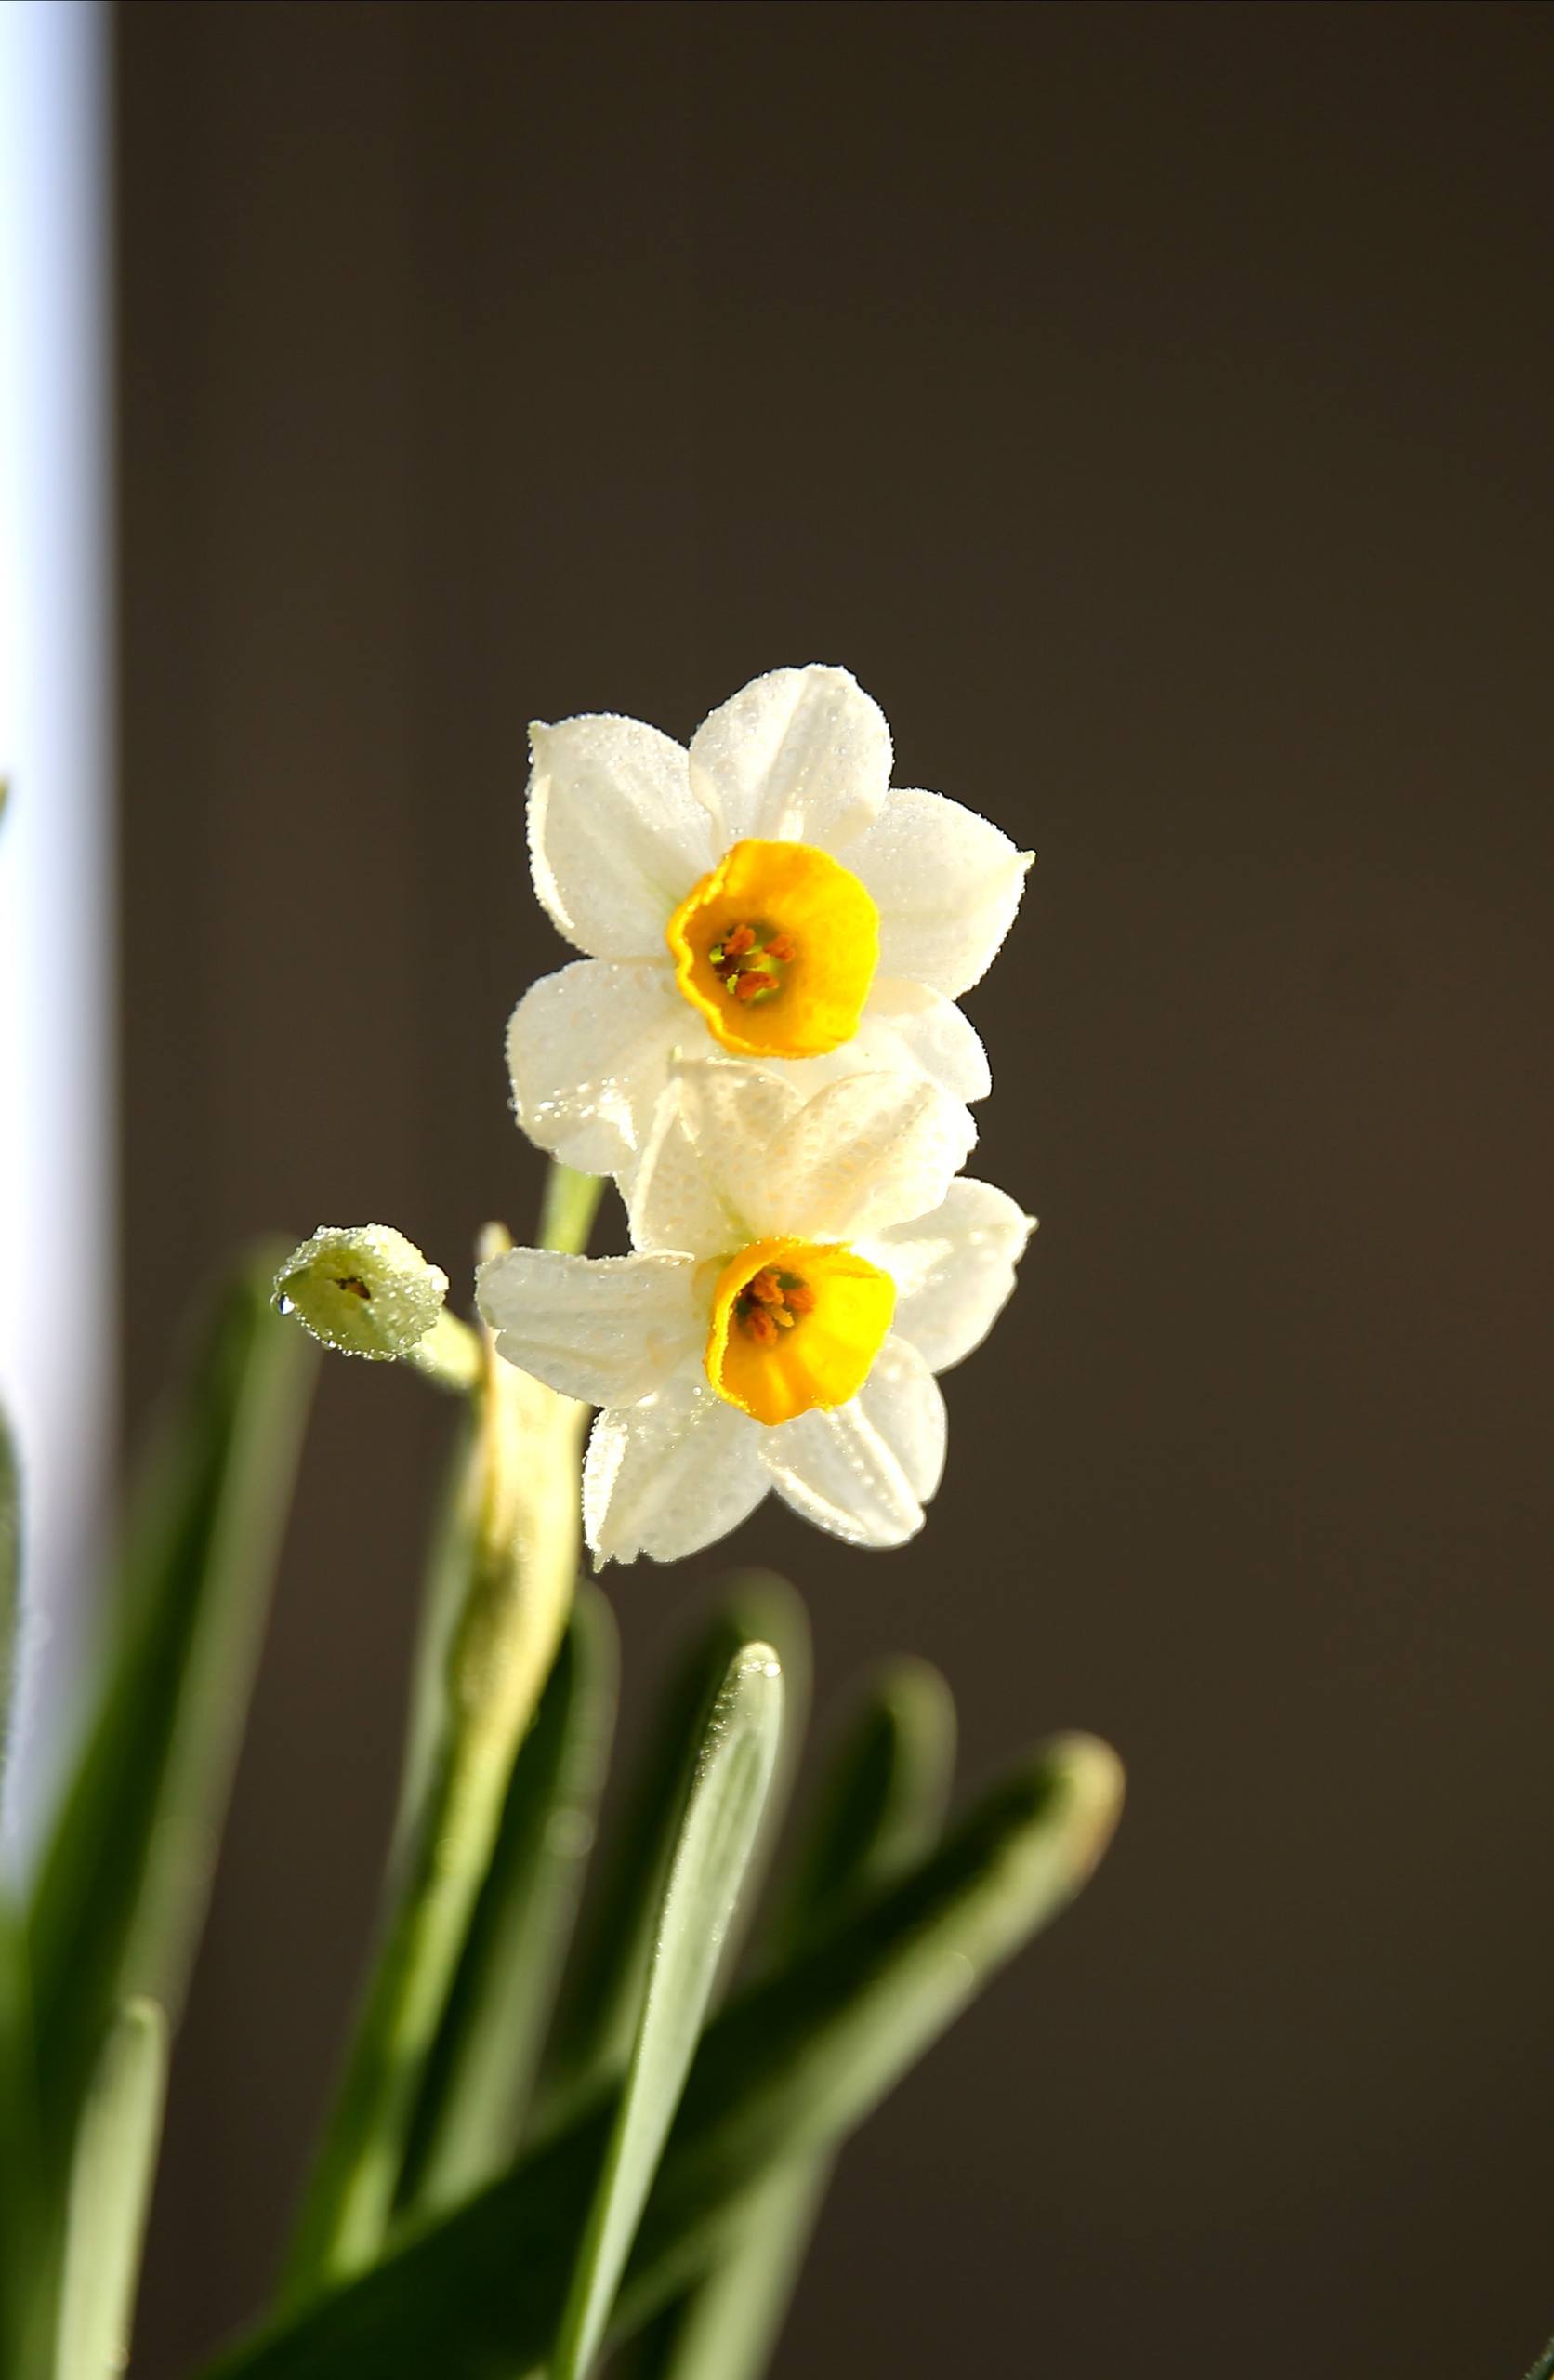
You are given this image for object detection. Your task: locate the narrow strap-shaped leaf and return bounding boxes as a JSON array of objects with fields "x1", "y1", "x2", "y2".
[
  {"x1": 202, "y1": 1731, "x2": 1122, "y2": 2380},
  {"x1": 53, "y1": 1998, "x2": 168, "y2": 2380},
  {"x1": 28, "y1": 1254, "x2": 316, "y2": 2165},
  {"x1": 538, "y1": 1573, "x2": 810, "y2": 2125},
  {"x1": 1522, "y1": 2337, "x2": 1554, "y2": 2380},
  {"x1": 625, "y1": 2162, "x2": 827, "y2": 2380},
  {"x1": 0, "y1": 1897, "x2": 48, "y2": 2380},
  {"x1": 770, "y1": 1656, "x2": 955, "y2": 1952},
  {"x1": 552, "y1": 1640, "x2": 784, "y2": 2380},
  {"x1": 0, "y1": 1400, "x2": 20, "y2": 1818},
  {"x1": 390, "y1": 1410, "x2": 480, "y2": 1859},
  {"x1": 628, "y1": 1657, "x2": 956, "y2": 2380},
  {"x1": 394, "y1": 1583, "x2": 619, "y2": 2218}
]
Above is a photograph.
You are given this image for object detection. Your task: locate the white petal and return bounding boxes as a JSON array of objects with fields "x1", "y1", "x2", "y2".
[
  {"x1": 865, "y1": 1178, "x2": 1034, "y2": 1374},
  {"x1": 760, "y1": 1339, "x2": 946, "y2": 1549},
  {"x1": 842, "y1": 975, "x2": 990, "y2": 1104},
  {"x1": 584, "y1": 1370, "x2": 770, "y2": 1565},
  {"x1": 749, "y1": 1072, "x2": 977, "y2": 1243},
  {"x1": 528, "y1": 714, "x2": 715, "y2": 959},
  {"x1": 626, "y1": 1062, "x2": 801, "y2": 1257},
  {"x1": 848, "y1": 787, "x2": 1032, "y2": 998},
  {"x1": 476, "y1": 1248, "x2": 701, "y2": 1408},
  {"x1": 507, "y1": 959, "x2": 688, "y2": 1175},
  {"x1": 687, "y1": 665, "x2": 891, "y2": 852}
]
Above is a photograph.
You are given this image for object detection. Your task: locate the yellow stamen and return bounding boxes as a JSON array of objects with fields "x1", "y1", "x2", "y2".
[
  {"x1": 665, "y1": 838, "x2": 880, "y2": 1060},
  {"x1": 705, "y1": 1236, "x2": 895, "y2": 1426}
]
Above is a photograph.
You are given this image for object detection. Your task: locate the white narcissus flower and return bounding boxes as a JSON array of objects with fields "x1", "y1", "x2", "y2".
[
  {"x1": 508, "y1": 664, "x2": 1033, "y2": 1175},
  {"x1": 476, "y1": 1066, "x2": 1034, "y2": 1565}
]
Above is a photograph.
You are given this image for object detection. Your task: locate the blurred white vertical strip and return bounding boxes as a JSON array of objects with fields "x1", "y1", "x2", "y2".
[{"x1": 0, "y1": 0, "x2": 113, "y2": 1849}]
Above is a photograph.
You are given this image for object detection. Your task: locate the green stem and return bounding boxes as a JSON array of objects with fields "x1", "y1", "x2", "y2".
[
  {"x1": 539, "y1": 1163, "x2": 606, "y2": 1258},
  {"x1": 403, "y1": 1312, "x2": 482, "y2": 1396},
  {"x1": 280, "y1": 1162, "x2": 599, "y2": 2306}
]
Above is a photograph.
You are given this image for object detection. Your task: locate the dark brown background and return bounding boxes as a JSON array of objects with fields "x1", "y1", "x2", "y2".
[{"x1": 116, "y1": 4, "x2": 1554, "y2": 2374}]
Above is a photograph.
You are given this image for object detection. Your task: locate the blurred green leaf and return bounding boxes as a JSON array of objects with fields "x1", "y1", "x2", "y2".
[
  {"x1": 1521, "y1": 2338, "x2": 1554, "y2": 2380},
  {"x1": 204, "y1": 1732, "x2": 1123, "y2": 2380},
  {"x1": 624, "y1": 2161, "x2": 825, "y2": 2380},
  {"x1": 28, "y1": 1252, "x2": 316, "y2": 2162},
  {"x1": 538, "y1": 1574, "x2": 810, "y2": 2128},
  {"x1": 0, "y1": 1897, "x2": 48, "y2": 2380},
  {"x1": 395, "y1": 1583, "x2": 619, "y2": 2219},
  {"x1": 552, "y1": 1640, "x2": 785, "y2": 2380},
  {"x1": 53, "y1": 1998, "x2": 168, "y2": 2380},
  {"x1": 0, "y1": 1401, "x2": 20, "y2": 1817},
  {"x1": 629, "y1": 1657, "x2": 956, "y2": 2380},
  {"x1": 389, "y1": 1413, "x2": 480, "y2": 1858},
  {"x1": 769, "y1": 1657, "x2": 955, "y2": 1953}
]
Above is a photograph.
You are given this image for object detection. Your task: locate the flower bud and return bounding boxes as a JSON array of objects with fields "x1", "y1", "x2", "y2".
[{"x1": 273, "y1": 1224, "x2": 450, "y2": 1362}]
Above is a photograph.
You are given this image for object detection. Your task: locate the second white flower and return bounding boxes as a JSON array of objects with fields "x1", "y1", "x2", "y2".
[{"x1": 477, "y1": 1064, "x2": 1033, "y2": 1565}]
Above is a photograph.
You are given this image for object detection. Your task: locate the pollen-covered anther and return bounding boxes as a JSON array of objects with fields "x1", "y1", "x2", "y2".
[
  {"x1": 735, "y1": 1266, "x2": 811, "y2": 1341},
  {"x1": 710, "y1": 919, "x2": 792, "y2": 1007}
]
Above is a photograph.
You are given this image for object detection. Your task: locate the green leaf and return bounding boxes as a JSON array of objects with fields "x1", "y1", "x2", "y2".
[
  {"x1": 53, "y1": 1998, "x2": 168, "y2": 2380},
  {"x1": 202, "y1": 1732, "x2": 1123, "y2": 2380},
  {"x1": 395, "y1": 1583, "x2": 619, "y2": 2218},
  {"x1": 389, "y1": 1413, "x2": 481, "y2": 1858},
  {"x1": 1522, "y1": 2338, "x2": 1554, "y2": 2380},
  {"x1": 770, "y1": 1656, "x2": 955, "y2": 1952},
  {"x1": 552, "y1": 1639, "x2": 785, "y2": 2380},
  {"x1": 624, "y1": 2162, "x2": 826, "y2": 2380},
  {"x1": 28, "y1": 1252, "x2": 317, "y2": 2163},
  {"x1": 628, "y1": 1657, "x2": 956, "y2": 2380},
  {"x1": 0, "y1": 1400, "x2": 20, "y2": 1818},
  {"x1": 538, "y1": 1573, "x2": 810, "y2": 2127},
  {"x1": 0, "y1": 1897, "x2": 48, "y2": 2380}
]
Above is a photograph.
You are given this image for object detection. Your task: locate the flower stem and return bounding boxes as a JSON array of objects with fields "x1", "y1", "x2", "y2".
[
  {"x1": 279, "y1": 1162, "x2": 598, "y2": 2307},
  {"x1": 403, "y1": 1310, "x2": 482, "y2": 1395},
  {"x1": 539, "y1": 1161, "x2": 606, "y2": 1258}
]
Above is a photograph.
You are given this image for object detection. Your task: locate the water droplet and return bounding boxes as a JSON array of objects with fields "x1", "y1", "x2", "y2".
[
  {"x1": 275, "y1": 1292, "x2": 295, "y2": 1316},
  {"x1": 547, "y1": 1808, "x2": 596, "y2": 1858}
]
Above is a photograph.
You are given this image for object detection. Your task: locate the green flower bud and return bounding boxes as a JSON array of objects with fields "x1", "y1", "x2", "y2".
[{"x1": 273, "y1": 1225, "x2": 450, "y2": 1362}]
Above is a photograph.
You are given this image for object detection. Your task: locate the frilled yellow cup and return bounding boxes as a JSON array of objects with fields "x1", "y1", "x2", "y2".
[
  {"x1": 666, "y1": 838, "x2": 880, "y2": 1060},
  {"x1": 705, "y1": 1236, "x2": 896, "y2": 1426}
]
